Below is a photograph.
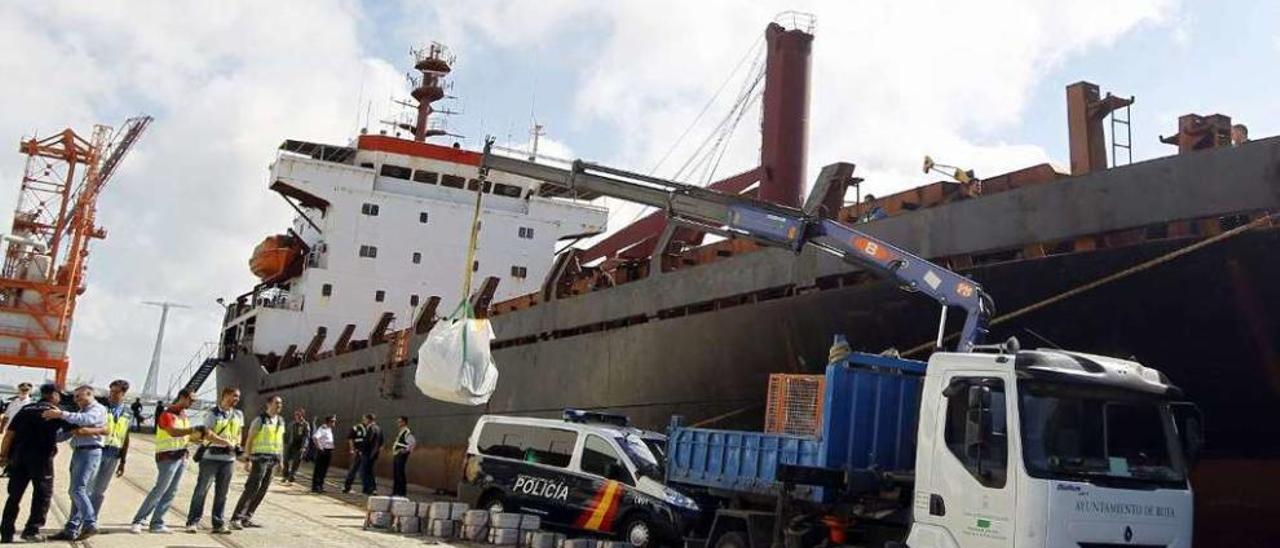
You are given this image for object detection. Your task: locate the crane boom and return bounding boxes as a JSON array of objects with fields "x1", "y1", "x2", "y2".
[{"x1": 480, "y1": 141, "x2": 992, "y2": 352}]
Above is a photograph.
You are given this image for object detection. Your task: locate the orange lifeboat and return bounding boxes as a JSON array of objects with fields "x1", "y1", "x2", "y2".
[{"x1": 249, "y1": 234, "x2": 305, "y2": 284}]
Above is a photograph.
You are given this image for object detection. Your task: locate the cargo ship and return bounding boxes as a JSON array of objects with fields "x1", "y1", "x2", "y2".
[{"x1": 213, "y1": 22, "x2": 1280, "y2": 545}]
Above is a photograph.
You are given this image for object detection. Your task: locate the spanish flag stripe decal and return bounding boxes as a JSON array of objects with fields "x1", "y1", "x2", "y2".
[{"x1": 582, "y1": 480, "x2": 621, "y2": 531}]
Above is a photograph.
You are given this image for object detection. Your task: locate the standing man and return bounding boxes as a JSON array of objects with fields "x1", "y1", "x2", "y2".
[
  {"x1": 230, "y1": 396, "x2": 284, "y2": 529},
  {"x1": 43, "y1": 385, "x2": 108, "y2": 542},
  {"x1": 310, "y1": 416, "x2": 336, "y2": 493},
  {"x1": 390, "y1": 416, "x2": 416, "y2": 497},
  {"x1": 341, "y1": 415, "x2": 367, "y2": 494},
  {"x1": 131, "y1": 389, "x2": 201, "y2": 534},
  {"x1": 0, "y1": 383, "x2": 33, "y2": 435},
  {"x1": 0, "y1": 384, "x2": 66, "y2": 543},
  {"x1": 0, "y1": 382, "x2": 33, "y2": 479},
  {"x1": 152, "y1": 400, "x2": 163, "y2": 430},
  {"x1": 186, "y1": 387, "x2": 243, "y2": 534},
  {"x1": 89, "y1": 380, "x2": 131, "y2": 515},
  {"x1": 130, "y1": 397, "x2": 144, "y2": 432},
  {"x1": 281, "y1": 408, "x2": 310, "y2": 484},
  {"x1": 359, "y1": 414, "x2": 383, "y2": 495}
]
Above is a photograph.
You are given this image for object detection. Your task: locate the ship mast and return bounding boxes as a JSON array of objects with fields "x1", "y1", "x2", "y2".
[{"x1": 407, "y1": 44, "x2": 453, "y2": 142}]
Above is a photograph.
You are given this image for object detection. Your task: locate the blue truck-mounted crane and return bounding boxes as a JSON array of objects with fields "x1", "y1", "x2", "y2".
[
  {"x1": 480, "y1": 144, "x2": 1201, "y2": 548},
  {"x1": 478, "y1": 152, "x2": 992, "y2": 354}
]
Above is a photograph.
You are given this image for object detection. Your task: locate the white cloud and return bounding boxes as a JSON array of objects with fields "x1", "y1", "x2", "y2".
[{"x1": 415, "y1": 0, "x2": 1173, "y2": 225}]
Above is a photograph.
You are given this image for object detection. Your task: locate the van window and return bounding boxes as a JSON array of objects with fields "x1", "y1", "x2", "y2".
[
  {"x1": 477, "y1": 422, "x2": 576, "y2": 468},
  {"x1": 581, "y1": 434, "x2": 632, "y2": 484}
]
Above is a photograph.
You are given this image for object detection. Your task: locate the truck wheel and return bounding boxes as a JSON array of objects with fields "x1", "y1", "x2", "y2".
[
  {"x1": 620, "y1": 513, "x2": 655, "y2": 547},
  {"x1": 479, "y1": 492, "x2": 506, "y2": 513},
  {"x1": 714, "y1": 531, "x2": 748, "y2": 548}
]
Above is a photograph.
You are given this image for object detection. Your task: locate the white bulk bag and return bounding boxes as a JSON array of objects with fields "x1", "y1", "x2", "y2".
[{"x1": 414, "y1": 313, "x2": 499, "y2": 405}]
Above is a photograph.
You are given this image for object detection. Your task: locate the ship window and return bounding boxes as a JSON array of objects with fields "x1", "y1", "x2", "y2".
[
  {"x1": 441, "y1": 174, "x2": 465, "y2": 189},
  {"x1": 379, "y1": 164, "x2": 412, "y2": 180},
  {"x1": 358, "y1": 245, "x2": 378, "y2": 258},
  {"x1": 511, "y1": 266, "x2": 528, "y2": 278},
  {"x1": 321, "y1": 284, "x2": 333, "y2": 297},
  {"x1": 359, "y1": 162, "x2": 375, "y2": 169},
  {"x1": 473, "y1": 260, "x2": 479, "y2": 272},
  {"x1": 413, "y1": 170, "x2": 439, "y2": 184},
  {"x1": 493, "y1": 183, "x2": 522, "y2": 198},
  {"x1": 361, "y1": 203, "x2": 379, "y2": 216},
  {"x1": 419, "y1": 212, "x2": 429, "y2": 224},
  {"x1": 410, "y1": 294, "x2": 419, "y2": 307},
  {"x1": 518, "y1": 227, "x2": 535, "y2": 239},
  {"x1": 467, "y1": 179, "x2": 493, "y2": 193},
  {"x1": 412, "y1": 252, "x2": 422, "y2": 264},
  {"x1": 374, "y1": 290, "x2": 385, "y2": 303},
  {"x1": 477, "y1": 422, "x2": 576, "y2": 468}
]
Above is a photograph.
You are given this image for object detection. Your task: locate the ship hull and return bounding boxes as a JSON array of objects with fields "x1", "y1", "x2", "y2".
[{"x1": 220, "y1": 228, "x2": 1280, "y2": 545}]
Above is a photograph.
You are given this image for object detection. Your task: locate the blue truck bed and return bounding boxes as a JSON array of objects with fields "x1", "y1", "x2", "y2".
[{"x1": 666, "y1": 352, "x2": 924, "y2": 502}]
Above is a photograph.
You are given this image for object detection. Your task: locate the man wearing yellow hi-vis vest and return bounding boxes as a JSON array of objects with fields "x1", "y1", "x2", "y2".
[
  {"x1": 89, "y1": 380, "x2": 132, "y2": 514},
  {"x1": 230, "y1": 396, "x2": 284, "y2": 529},
  {"x1": 129, "y1": 389, "x2": 203, "y2": 534}
]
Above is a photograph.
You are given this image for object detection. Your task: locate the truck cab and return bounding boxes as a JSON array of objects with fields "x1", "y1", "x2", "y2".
[{"x1": 908, "y1": 348, "x2": 1201, "y2": 548}]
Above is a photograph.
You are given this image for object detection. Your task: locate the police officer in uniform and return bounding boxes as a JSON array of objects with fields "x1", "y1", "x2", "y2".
[
  {"x1": 390, "y1": 416, "x2": 416, "y2": 497},
  {"x1": 341, "y1": 417, "x2": 367, "y2": 494},
  {"x1": 230, "y1": 396, "x2": 284, "y2": 529},
  {"x1": 0, "y1": 384, "x2": 66, "y2": 543}
]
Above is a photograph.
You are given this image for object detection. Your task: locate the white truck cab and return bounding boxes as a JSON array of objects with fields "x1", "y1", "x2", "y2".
[{"x1": 907, "y1": 348, "x2": 1202, "y2": 548}]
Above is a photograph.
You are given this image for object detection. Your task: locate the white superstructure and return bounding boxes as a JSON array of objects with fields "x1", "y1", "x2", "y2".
[{"x1": 221, "y1": 134, "x2": 606, "y2": 362}]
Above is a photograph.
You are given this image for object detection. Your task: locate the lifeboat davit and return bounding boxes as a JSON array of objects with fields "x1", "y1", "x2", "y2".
[{"x1": 249, "y1": 234, "x2": 305, "y2": 284}]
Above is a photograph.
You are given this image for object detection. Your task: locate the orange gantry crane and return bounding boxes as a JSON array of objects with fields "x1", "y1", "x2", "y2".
[{"x1": 0, "y1": 116, "x2": 151, "y2": 386}]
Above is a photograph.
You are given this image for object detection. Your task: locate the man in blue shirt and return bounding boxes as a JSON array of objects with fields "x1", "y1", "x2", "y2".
[{"x1": 42, "y1": 385, "x2": 107, "y2": 541}]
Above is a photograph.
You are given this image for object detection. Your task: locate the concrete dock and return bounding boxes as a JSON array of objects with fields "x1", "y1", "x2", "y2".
[{"x1": 2, "y1": 434, "x2": 464, "y2": 547}]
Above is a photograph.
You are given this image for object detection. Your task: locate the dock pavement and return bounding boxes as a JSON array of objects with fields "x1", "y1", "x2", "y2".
[{"x1": 0, "y1": 433, "x2": 472, "y2": 547}]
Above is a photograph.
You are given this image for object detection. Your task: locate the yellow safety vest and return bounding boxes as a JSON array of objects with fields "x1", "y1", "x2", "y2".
[
  {"x1": 251, "y1": 416, "x2": 285, "y2": 456},
  {"x1": 104, "y1": 405, "x2": 129, "y2": 449},
  {"x1": 155, "y1": 412, "x2": 190, "y2": 453},
  {"x1": 212, "y1": 409, "x2": 243, "y2": 442}
]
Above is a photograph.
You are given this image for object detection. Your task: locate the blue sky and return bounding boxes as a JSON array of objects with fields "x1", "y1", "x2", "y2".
[{"x1": 0, "y1": 0, "x2": 1273, "y2": 393}]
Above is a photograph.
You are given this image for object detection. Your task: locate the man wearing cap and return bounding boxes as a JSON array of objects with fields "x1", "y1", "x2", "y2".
[
  {"x1": 43, "y1": 385, "x2": 108, "y2": 541},
  {"x1": 0, "y1": 383, "x2": 68, "y2": 543},
  {"x1": 0, "y1": 383, "x2": 33, "y2": 436},
  {"x1": 88, "y1": 380, "x2": 131, "y2": 514},
  {"x1": 0, "y1": 382, "x2": 33, "y2": 479}
]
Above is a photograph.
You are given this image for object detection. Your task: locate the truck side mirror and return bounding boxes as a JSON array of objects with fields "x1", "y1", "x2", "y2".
[
  {"x1": 1170, "y1": 403, "x2": 1204, "y2": 467},
  {"x1": 964, "y1": 385, "x2": 992, "y2": 462}
]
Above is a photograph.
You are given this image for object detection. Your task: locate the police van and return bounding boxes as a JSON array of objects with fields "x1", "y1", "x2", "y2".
[{"x1": 459, "y1": 410, "x2": 701, "y2": 547}]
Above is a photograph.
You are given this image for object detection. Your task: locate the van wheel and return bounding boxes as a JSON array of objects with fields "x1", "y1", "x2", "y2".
[
  {"x1": 714, "y1": 531, "x2": 748, "y2": 548},
  {"x1": 479, "y1": 492, "x2": 506, "y2": 514},
  {"x1": 620, "y1": 513, "x2": 655, "y2": 547}
]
